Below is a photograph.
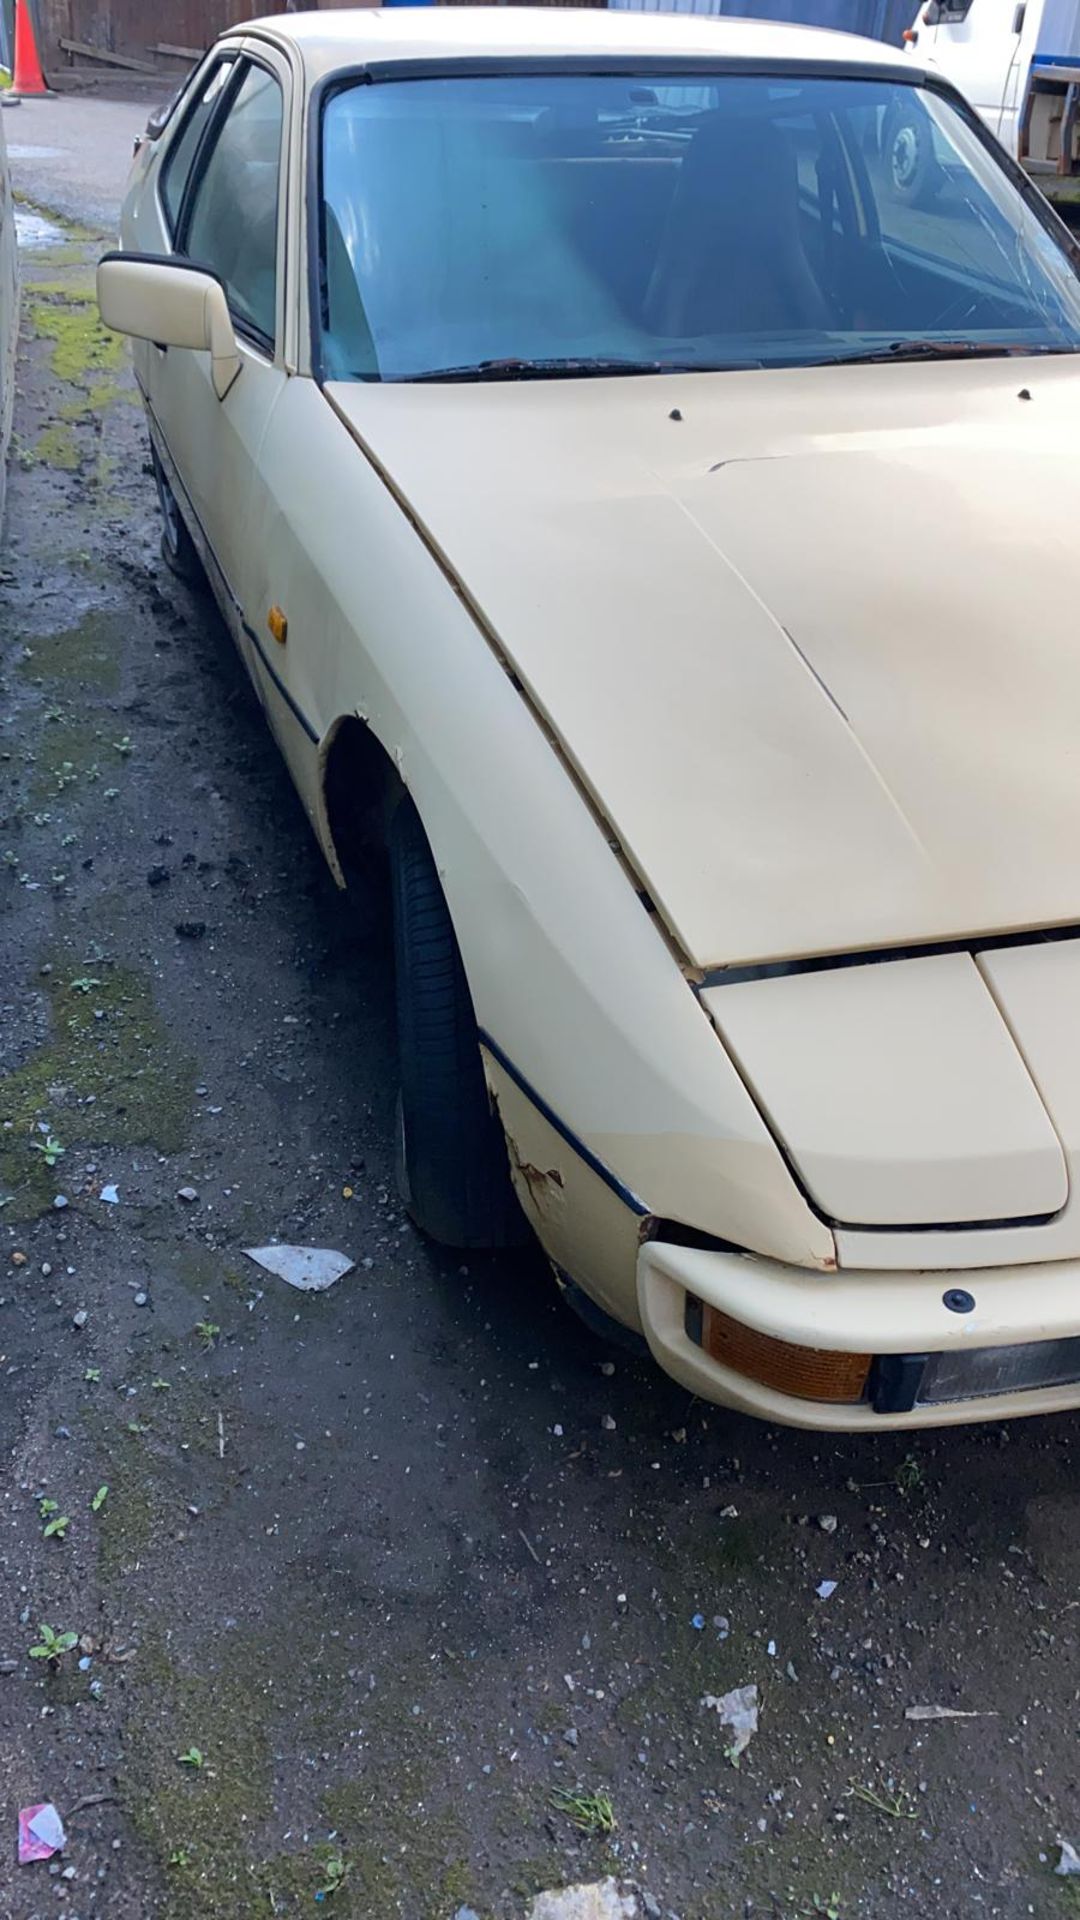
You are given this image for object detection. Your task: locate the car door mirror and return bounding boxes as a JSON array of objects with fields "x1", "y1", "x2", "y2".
[{"x1": 96, "y1": 253, "x2": 241, "y2": 399}]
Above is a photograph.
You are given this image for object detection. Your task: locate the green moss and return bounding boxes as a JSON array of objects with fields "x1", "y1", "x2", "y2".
[
  {"x1": 84, "y1": 1418, "x2": 160, "y2": 1581},
  {"x1": 0, "y1": 964, "x2": 196, "y2": 1216},
  {"x1": 28, "y1": 716, "x2": 111, "y2": 799},
  {"x1": 118, "y1": 1636, "x2": 280, "y2": 1919},
  {"x1": 59, "y1": 378, "x2": 128, "y2": 418},
  {"x1": 32, "y1": 421, "x2": 80, "y2": 470},
  {"x1": 172, "y1": 1244, "x2": 251, "y2": 1310},
  {"x1": 18, "y1": 609, "x2": 122, "y2": 691},
  {"x1": 26, "y1": 284, "x2": 124, "y2": 385}
]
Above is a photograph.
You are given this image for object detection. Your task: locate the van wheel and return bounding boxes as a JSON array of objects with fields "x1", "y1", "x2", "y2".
[
  {"x1": 151, "y1": 444, "x2": 203, "y2": 586},
  {"x1": 389, "y1": 798, "x2": 524, "y2": 1248},
  {"x1": 886, "y1": 109, "x2": 942, "y2": 206}
]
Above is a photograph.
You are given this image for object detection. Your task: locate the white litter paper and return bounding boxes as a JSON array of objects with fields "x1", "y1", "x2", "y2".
[
  {"x1": 242, "y1": 1246, "x2": 354, "y2": 1292},
  {"x1": 701, "y1": 1682, "x2": 760, "y2": 1757},
  {"x1": 30, "y1": 1804, "x2": 66, "y2": 1851},
  {"x1": 904, "y1": 1705, "x2": 995, "y2": 1722},
  {"x1": 1057, "y1": 1840, "x2": 1080, "y2": 1876},
  {"x1": 528, "y1": 1879, "x2": 639, "y2": 1919}
]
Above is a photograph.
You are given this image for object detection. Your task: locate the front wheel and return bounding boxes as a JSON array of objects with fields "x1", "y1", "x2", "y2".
[
  {"x1": 150, "y1": 442, "x2": 203, "y2": 587},
  {"x1": 389, "y1": 798, "x2": 524, "y2": 1248},
  {"x1": 885, "y1": 109, "x2": 942, "y2": 206}
]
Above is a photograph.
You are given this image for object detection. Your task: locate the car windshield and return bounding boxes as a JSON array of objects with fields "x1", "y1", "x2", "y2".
[{"x1": 317, "y1": 70, "x2": 1080, "y2": 382}]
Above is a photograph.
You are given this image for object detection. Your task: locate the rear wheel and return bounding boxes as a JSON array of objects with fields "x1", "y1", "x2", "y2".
[
  {"x1": 389, "y1": 798, "x2": 524, "y2": 1248},
  {"x1": 151, "y1": 443, "x2": 203, "y2": 586},
  {"x1": 886, "y1": 108, "x2": 942, "y2": 206}
]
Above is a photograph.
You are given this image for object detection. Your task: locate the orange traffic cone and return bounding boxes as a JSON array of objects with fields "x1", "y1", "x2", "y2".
[{"x1": 8, "y1": 0, "x2": 49, "y2": 99}]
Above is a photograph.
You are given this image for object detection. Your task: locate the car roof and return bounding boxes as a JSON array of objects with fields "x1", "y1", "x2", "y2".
[{"x1": 242, "y1": 5, "x2": 915, "y2": 84}]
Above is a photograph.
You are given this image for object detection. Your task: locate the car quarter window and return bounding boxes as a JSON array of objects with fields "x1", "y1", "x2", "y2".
[
  {"x1": 181, "y1": 60, "x2": 284, "y2": 349},
  {"x1": 160, "y1": 55, "x2": 236, "y2": 237}
]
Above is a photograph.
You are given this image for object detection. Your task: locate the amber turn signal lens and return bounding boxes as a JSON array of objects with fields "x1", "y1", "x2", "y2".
[{"x1": 700, "y1": 1303, "x2": 871, "y2": 1404}]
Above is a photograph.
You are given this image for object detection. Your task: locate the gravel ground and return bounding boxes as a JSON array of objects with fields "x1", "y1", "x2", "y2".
[{"x1": 1, "y1": 93, "x2": 1080, "y2": 1920}]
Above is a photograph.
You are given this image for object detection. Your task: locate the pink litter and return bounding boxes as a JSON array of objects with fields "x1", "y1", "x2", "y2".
[{"x1": 18, "y1": 1802, "x2": 66, "y2": 1863}]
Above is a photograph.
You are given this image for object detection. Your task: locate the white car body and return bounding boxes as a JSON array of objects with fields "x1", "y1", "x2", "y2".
[{"x1": 101, "y1": 7, "x2": 1080, "y2": 1429}]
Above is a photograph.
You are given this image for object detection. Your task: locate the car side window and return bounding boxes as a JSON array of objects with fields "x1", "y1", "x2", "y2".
[
  {"x1": 160, "y1": 56, "x2": 236, "y2": 237},
  {"x1": 181, "y1": 61, "x2": 283, "y2": 350}
]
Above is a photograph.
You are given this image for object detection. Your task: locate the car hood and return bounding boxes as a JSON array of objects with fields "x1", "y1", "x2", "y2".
[{"x1": 327, "y1": 357, "x2": 1080, "y2": 972}]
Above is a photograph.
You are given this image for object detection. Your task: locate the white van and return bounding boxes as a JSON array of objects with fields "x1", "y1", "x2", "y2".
[{"x1": 902, "y1": 0, "x2": 1080, "y2": 201}]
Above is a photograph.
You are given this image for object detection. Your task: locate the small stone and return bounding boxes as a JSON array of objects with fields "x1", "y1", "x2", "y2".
[
  {"x1": 0, "y1": 1657, "x2": 18, "y2": 1675},
  {"x1": 601, "y1": 1414, "x2": 617, "y2": 1432},
  {"x1": 133, "y1": 1291, "x2": 148, "y2": 1307},
  {"x1": 563, "y1": 1726, "x2": 579, "y2": 1747},
  {"x1": 11, "y1": 1251, "x2": 26, "y2": 1267},
  {"x1": 72, "y1": 1309, "x2": 88, "y2": 1329},
  {"x1": 819, "y1": 1514, "x2": 838, "y2": 1534},
  {"x1": 41, "y1": 1261, "x2": 53, "y2": 1276},
  {"x1": 176, "y1": 1187, "x2": 198, "y2": 1203},
  {"x1": 599, "y1": 1361, "x2": 615, "y2": 1376},
  {"x1": 642, "y1": 1895, "x2": 662, "y2": 1920},
  {"x1": 454, "y1": 1909, "x2": 481, "y2": 1920},
  {"x1": 53, "y1": 1194, "x2": 69, "y2": 1210},
  {"x1": 55, "y1": 1425, "x2": 70, "y2": 1440}
]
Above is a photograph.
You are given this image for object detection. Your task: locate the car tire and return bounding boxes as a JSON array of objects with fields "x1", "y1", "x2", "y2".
[
  {"x1": 885, "y1": 108, "x2": 942, "y2": 206},
  {"x1": 151, "y1": 443, "x2": 204, "y2": 587},
  {"x1": 389, "y1": 797, "x2": 525, "y2": 1248}
]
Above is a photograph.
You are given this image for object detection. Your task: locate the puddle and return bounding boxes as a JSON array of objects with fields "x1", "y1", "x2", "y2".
[{"x1": 14, "y1": 207, "x2": 65, "y2": 250}]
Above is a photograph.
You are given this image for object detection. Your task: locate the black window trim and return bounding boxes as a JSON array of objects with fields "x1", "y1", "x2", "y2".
[
  {"x1": 159, "y1": 47, "x2": 240, "y2": 246},
  {"x1": 172, "y1": 49, "x2": 286, "y2": 361},
  {"x1": 305, "y1": 56, "x2": 1080, "y2": 389}
]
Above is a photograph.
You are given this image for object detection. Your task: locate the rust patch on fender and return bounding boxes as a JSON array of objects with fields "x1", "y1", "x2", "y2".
[{"x1": 505, "y1": 1133, "x2": 566, "y2": 1206}]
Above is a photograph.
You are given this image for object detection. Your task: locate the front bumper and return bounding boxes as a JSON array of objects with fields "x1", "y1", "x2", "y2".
[{"x1": 638, "y1": 1240, "x2": 1080, "y2": 1430}]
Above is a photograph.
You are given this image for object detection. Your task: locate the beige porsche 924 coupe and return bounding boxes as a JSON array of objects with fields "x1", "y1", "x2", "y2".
[{"x1": 98, "y1": 7, "x2": 1080, "y2": 1431}]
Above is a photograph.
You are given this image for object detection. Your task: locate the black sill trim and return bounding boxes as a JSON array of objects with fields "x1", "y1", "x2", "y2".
[
  {"x1": 700, "y1": 919, "x2": 1080, "y2": 989},
  {"x1": 142, "y1": 390, "x2": 319, "y2": 747},
  {"x1": 477, "y1": 1029, "x2": 649, "y2": 1218},
  {"x1": 240, "y1": 620, "x2": 319, "y2": 745}
]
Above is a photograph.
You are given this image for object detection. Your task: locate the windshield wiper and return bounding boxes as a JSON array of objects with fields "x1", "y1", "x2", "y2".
[
  {"x1": 401, "y1": 355, "x2": 675, "y2": 383},
  {"x1": 815, "y1": 338, "x2": 1074, "y2": 367}
]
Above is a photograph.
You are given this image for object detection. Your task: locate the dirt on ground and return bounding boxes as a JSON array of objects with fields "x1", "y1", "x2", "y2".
[{"x1": 1, "y1": 99, "x2": 1080, "y2": 1920}]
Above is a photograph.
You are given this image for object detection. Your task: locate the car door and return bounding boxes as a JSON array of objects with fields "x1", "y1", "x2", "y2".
[{"x1": 141, "y1": 48, "x2": 292, "y2": 663}]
